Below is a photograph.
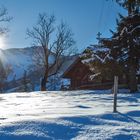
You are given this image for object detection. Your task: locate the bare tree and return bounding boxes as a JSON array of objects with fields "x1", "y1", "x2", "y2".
[
  {"x1": 0, "y1": 7, "x2": 12, "y2": 92},
  {"x1": 0, "y1": 7, "x2": 12, "y2": 35},
  {"x1": 27, "y1": 13, "x2": 75, "y2": 91}
]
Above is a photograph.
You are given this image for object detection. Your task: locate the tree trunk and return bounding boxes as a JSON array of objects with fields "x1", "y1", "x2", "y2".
[
  {"x1": 129, "y1": 65, "x2": 137, "y2": 93},
  {"x1": 40, "y1": 71, "x2": 48, "y2": 91}
]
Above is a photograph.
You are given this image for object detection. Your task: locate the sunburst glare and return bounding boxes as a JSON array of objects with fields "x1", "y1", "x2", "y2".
[{"x1": 0, "y1": 36, "x2": 5, "y2": 49}]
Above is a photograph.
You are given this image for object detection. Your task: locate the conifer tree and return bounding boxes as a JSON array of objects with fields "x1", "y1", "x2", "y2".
[{"x1": 102, "y1": 0, "x2": 140, "y2": 92}]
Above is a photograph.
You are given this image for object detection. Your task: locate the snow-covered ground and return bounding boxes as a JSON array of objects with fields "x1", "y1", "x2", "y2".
[{"x1": 0, "y1": 90, "x2": 140, "y2": 140}]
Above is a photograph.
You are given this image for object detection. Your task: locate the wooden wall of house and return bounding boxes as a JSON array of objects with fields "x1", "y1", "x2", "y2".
[{"x1": 69, "y1": 61, "x2": 91, "y2": 89}]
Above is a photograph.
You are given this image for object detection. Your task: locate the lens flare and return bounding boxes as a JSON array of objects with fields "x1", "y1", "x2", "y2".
[{"x1": 0, "y1": 36, "x2": 5, "y2": 49}]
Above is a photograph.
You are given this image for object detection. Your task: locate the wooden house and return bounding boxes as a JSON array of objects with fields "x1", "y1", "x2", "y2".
[
  {"x1": 62, "y1": 57, "x2": 92, "y2": 89},
  {"x1": 62, "y1": 54, "x2": 113, "y2": 90}
]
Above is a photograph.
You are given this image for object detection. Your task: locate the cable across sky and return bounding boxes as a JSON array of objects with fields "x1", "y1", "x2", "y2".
[{"x1": 0, "y1": 0, "x2": 127, "y2": 52}]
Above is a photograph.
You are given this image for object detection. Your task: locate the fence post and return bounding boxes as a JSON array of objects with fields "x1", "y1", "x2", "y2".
[{"x1": 113, "y1": 76, "x2": 118, "y2": 113}]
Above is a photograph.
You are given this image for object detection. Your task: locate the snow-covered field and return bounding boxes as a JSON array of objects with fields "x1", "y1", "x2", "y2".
[{"x1": 0, "y1": 90, "x2": 140, "y2": 140}]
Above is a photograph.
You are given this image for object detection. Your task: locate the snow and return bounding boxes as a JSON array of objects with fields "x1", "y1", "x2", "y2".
[
  {"x1": 88, "y1": 45, "x2": 110, "y2": 53},
  {"x1": 82, "y1": 53, "x2": 110, "y2": 64},
  {"x1": 0, "y1": 47, "x2": 56, "y2": 82},
  {"x1": 81, "y1": 45, "x2": 111, "y2": 65},
  {"x1": 89, "y1": 72, "x2": 101, "y2": 80},
  {"x1": 0, "y1": 90, "x2": 140, "y2": 140},
  {"x1": 120, "y1": 27, "x2": 127, "y2": 36},
  {"x1": 130, "y1": 25, "x2": 140, "y2": 34},
  {"x1": 81, "y1": 57, "x2": 96, "y2": 64},
  {"x1": 0, "y1": 47, "x2": 77, "y2": 92},
  {"x1": 120, "y1": 25, "x2": 140, "y2": 36}
]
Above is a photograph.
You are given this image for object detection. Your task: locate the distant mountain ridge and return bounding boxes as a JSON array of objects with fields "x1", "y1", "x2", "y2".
[
  {"x1": 0, "y1": 47, "x2": 77, "y2": 91},
  {"x1": 0, "y1": 47, "x2": 43, "y2": 81}
]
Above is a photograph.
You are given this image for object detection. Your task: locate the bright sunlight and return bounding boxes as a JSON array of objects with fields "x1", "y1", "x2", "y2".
[{"x1": 0, "y1": 36, "x2": 5, "y2": 49}]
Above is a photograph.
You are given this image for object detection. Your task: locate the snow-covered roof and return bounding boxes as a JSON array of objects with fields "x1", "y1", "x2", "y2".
[
  {"x1": 86, "y1": 45, "x2": 110, "y2": 53},
  {"x1": 63, "y1": 44, "x2": 111, "y2": 78},
  {"x1": 81, "y1": 45, "x2": 111, "y2": 64}
]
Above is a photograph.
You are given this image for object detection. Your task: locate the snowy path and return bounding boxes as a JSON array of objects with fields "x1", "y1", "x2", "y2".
[{"x1": 0, "y1": 90, "x2": 140, "y2": 140}]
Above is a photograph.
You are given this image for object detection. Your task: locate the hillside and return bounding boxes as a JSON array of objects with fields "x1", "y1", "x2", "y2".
[
  {"x1": 0, "y1": 47, "x2": 77, "y2": 92},
  {"x1": 0, "y1": 47, "x2": 54, "y2": 81}
]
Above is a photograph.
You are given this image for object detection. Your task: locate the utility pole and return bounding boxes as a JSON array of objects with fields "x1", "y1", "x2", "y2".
[{"x1": 113, "y1": 76, "x2": 118, "y2": 113}]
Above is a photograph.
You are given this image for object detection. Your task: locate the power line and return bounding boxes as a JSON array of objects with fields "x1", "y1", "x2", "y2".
[
  {"x1": 97, "y1": 0, "x2": 105, "y2": 33},
  {"x1": 102, "y1": 0, "x2": 113, "y2": 32}
]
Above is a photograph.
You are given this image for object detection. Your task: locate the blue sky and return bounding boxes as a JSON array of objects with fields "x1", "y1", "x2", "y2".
[{"x1": 0, "y1": 0, "x2": 127, "y2": 52}]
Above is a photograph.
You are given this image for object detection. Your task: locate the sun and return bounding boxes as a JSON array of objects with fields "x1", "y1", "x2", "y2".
[{"x1": 0, "y1": 36, "x2": 5, "y2": 49}]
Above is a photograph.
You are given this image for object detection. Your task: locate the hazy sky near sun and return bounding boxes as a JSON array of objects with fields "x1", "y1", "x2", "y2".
[{"x1": 0, "y1": 0, "x2": 127, "y2": 52}]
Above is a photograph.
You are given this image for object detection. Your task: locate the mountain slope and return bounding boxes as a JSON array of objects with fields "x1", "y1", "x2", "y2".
[
  {"x1": 0, "y1": 47, "x2": 77, "y2": 91},
  {"x1": 0, "y1": 47, "x2": 40, "y2": 81}
]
